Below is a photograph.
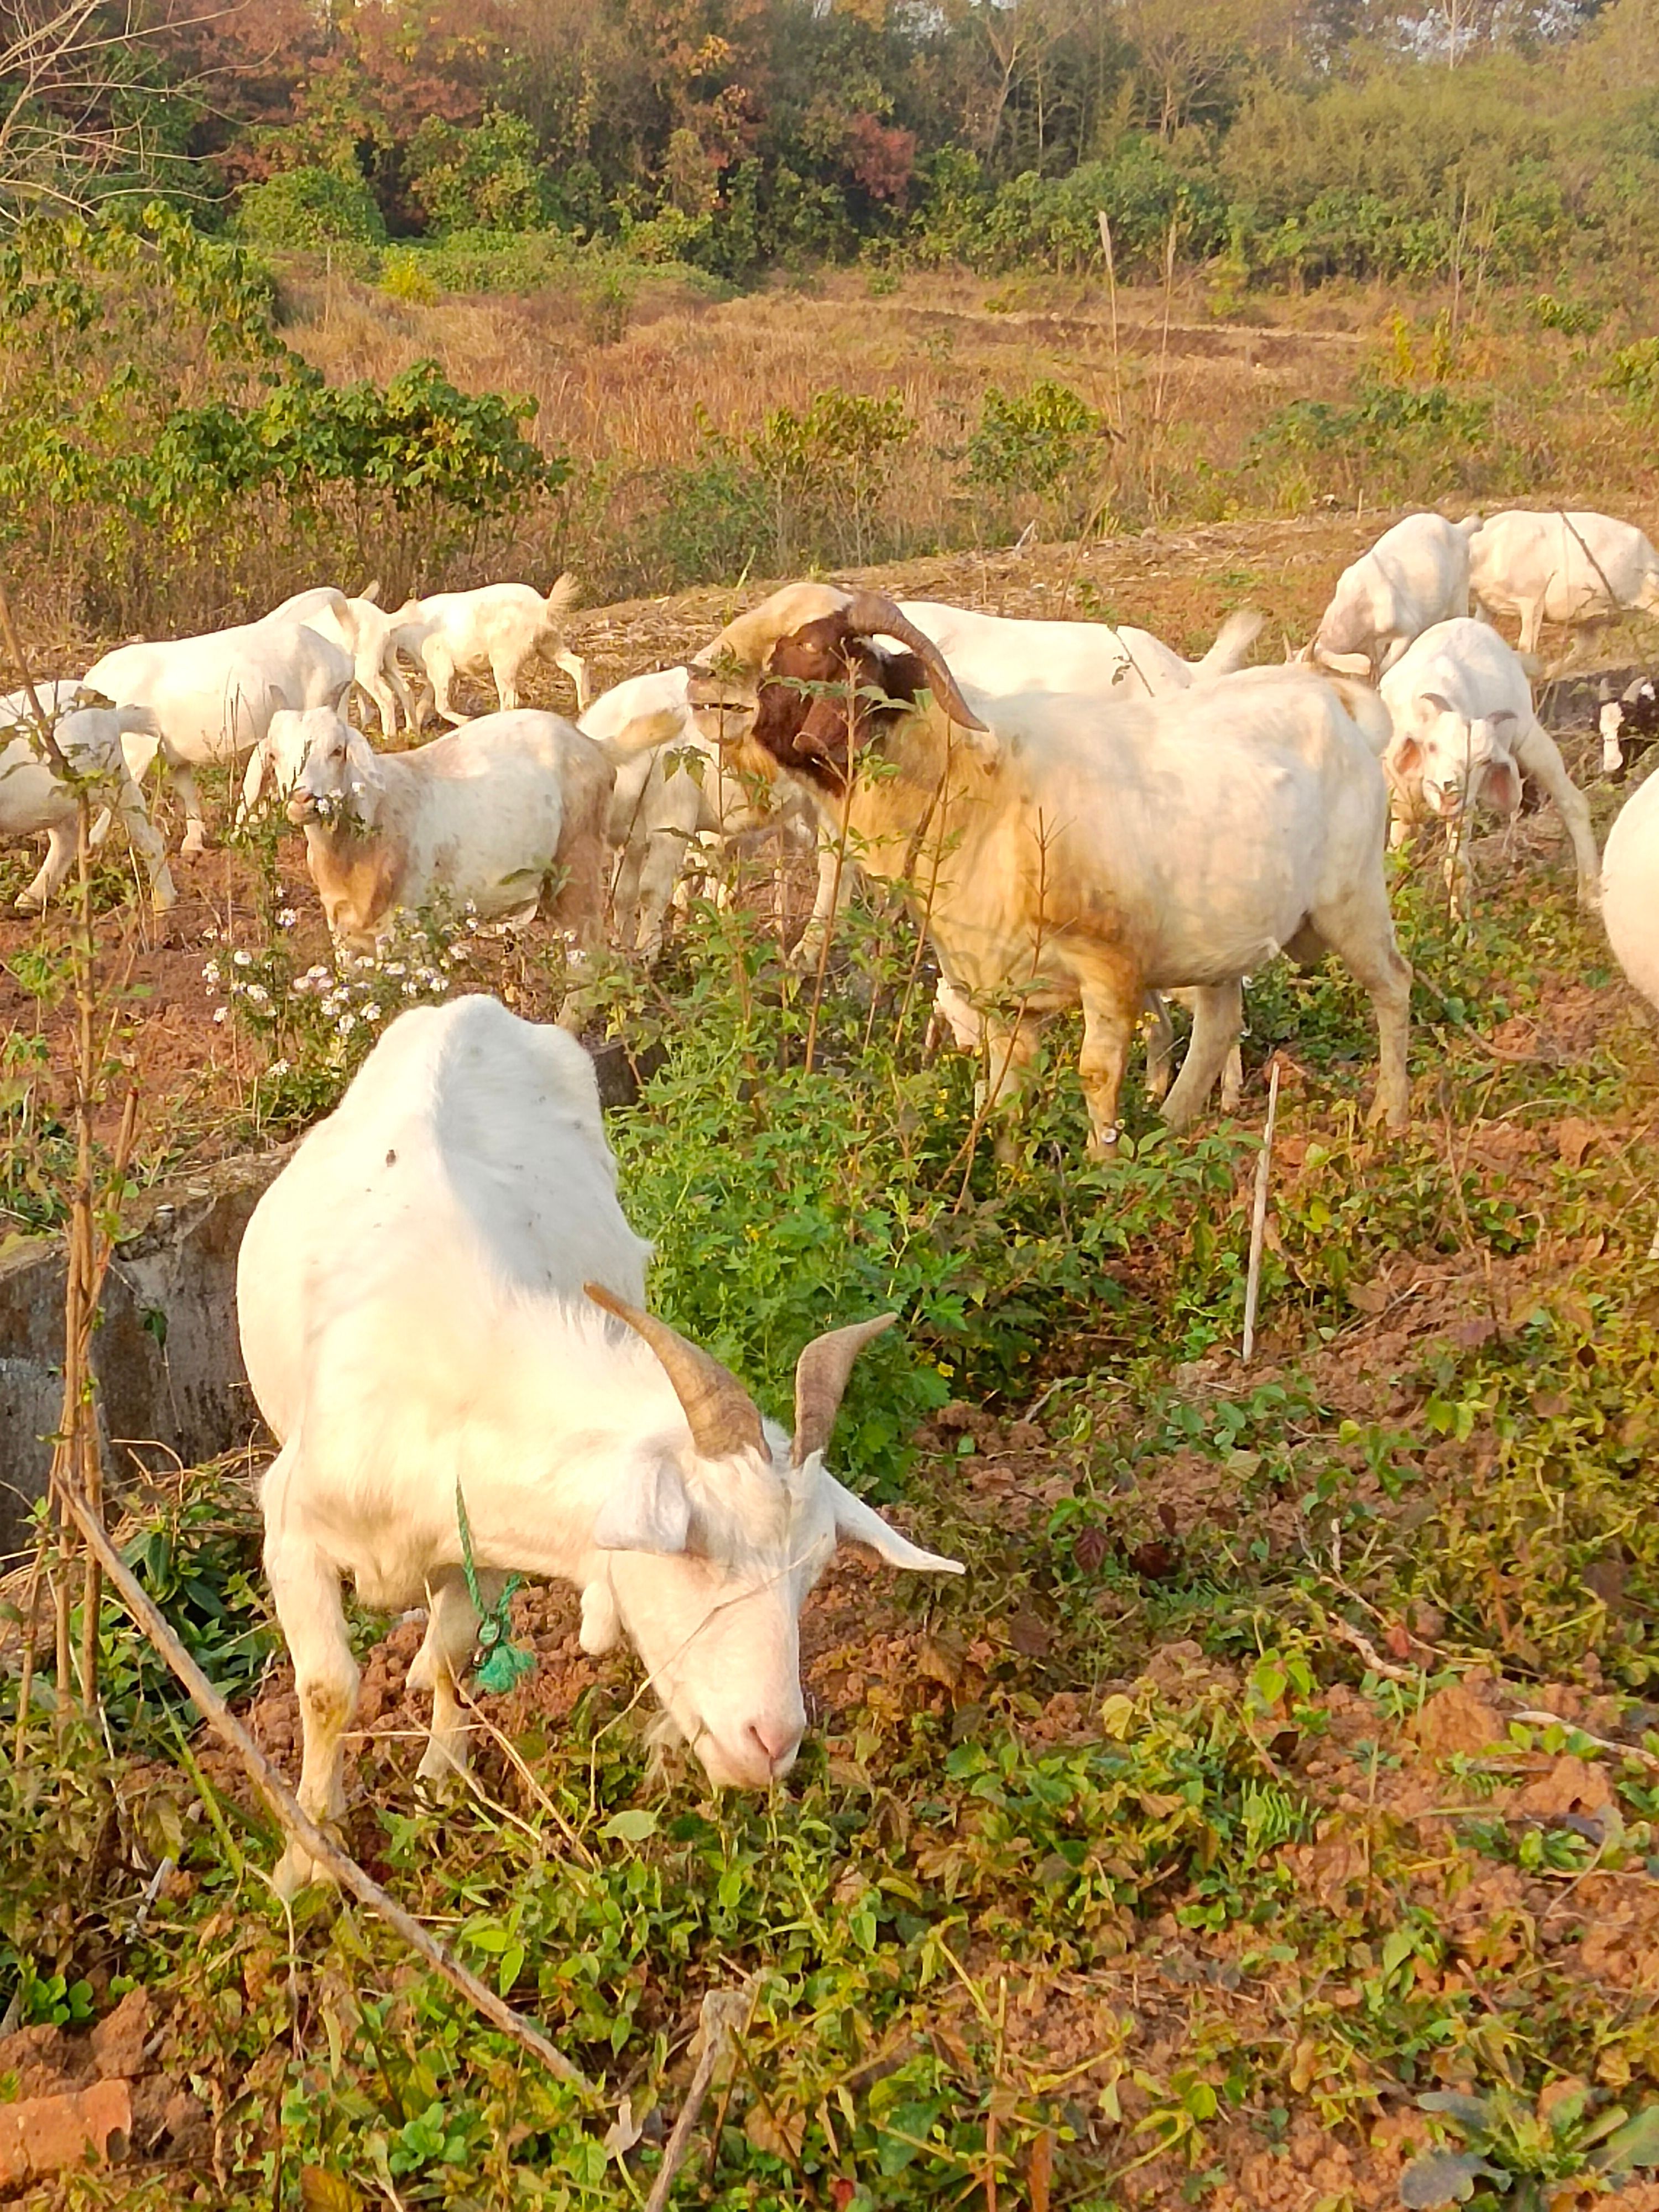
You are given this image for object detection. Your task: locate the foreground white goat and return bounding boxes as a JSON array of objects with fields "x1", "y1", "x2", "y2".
[
  {"x1": 898, "y1": 602, "x2": 1262, "y2": 698},
  {"x1": 1313, "y1": 513, "x2": 1480, "y2": 676},
  {"x1": 386, "y1": 578, "x2": 588, "y2": 727},
  {"x1": 691, "y1": 586, "x2": 1411, "y2": 1147},
  {"x1": 1378, "y1": 619, "x2": 1598, "y2": 910},
  {"x1": 1, "y1": 694, "x2": 177, "y2": 914},
  {"x1": 1470, "y1": 510, "x2": 1659, "y2": 656},
  {"x1": 239, "y1": 995, "x2": 960, "y2": 1894},
  {"x1": 287, "y1": 706, "x2": 613, "y2": 952},
  {"x1": 83, "y1": 613, "x2": 353, "y2": 854}
]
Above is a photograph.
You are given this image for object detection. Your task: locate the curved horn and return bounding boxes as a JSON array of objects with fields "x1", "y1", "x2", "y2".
[
  {"x1": 792, "y1": 1313, "x2": 898, "y2": 1467},
  {"x1": 840, "y1": 593, "x2": 987, "y2": 732},
  {"x1": 585, "y1": 1283, "x2": 765, "y2": 1459}
]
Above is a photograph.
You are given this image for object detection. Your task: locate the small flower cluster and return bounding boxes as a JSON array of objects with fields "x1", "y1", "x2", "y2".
[{"x1": 207, "y1": 898, "x2": 480, "y2": 1121}]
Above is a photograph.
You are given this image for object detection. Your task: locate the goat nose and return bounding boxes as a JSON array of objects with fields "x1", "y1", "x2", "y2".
[{"x1": 747, "y1": 1718, "x2": 802, "y2": 1776}]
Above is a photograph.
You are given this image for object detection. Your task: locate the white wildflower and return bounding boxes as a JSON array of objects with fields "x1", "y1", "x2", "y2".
[
  {"x1": 363, "y1": 1001, "x2": 383, "y2": 1021},
  {"x1": 337, "y1": 1012, "x2": 357, "y2": 1036},
  {"x1": 211, "y1": 1006, "x2": 228, "y2": 1025},
  {"x1": 276, "y1": 909, "x2": 297, "y2": 929},
  {"x1": 232, "y1": 948, "x2": 253, "y2": 969},
  {"x1": 201, "y1": 961, "x2": 220, "y2": 987},
  {"x1": 244, "y1": 983, "x2": 269, "y2": 1007},
  {"x1": 267, "y1": 1058, "x2": 290, "y2": 1078},
  {"x1": 384, "y1": 961, "x2": 406, "y2": 978}
]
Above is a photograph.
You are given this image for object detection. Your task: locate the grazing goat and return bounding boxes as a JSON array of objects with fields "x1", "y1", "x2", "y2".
[
  {"x1": 896, "y1": 603, "x2": 1264, "y2": 698},
  {"x1": 1313, "y1": 513, "x2": 1480, "y2": 677},
  {"x1": 1470, "y1": 511, "x2": 1659, "y2": 658},
  {"x1": 83, "y1": 614, "x2": 353, "y2": 855},
  {"x1": 690, "y1": 585, "x2": 1411, "y2": 1150},
  {"x1": 1378, "y1": 619, "x2": 1599, "y2": 911},
  {"x1": 239, "y1": 994, "x2": 961, "y2": 1894},
  {"x1": 286, "y1": 706, "x2": 613, "y2": 952},
  {"x1": 266, "y1": 583, "x2": 416, "y2": 738},
  {"x1": 1599, "y1": 675, "x2": 1659, "y2": 781},
  {"x1": 581, "y1": 666, "x2": 840, "y2": 961},
  {"x1": 1, "y1": 694, "x2": 176, "y2": 914},
  {"x1": 385, "y1": 578, "x2": 588, "y2": 728}
]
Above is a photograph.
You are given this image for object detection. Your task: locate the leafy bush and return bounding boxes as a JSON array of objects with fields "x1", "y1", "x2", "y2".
[
  {"x1": 1606, "y1": 336, "x2": 1659, "y2": 410},
  {"x1": 406, "y1": 110, "x2": 551, "y2": 234},
  {"x1": 967, "y1": 380, "x2": 1103, "y2": 500},
  {"x1": 234, "y1": 165, "x2": 387, "y2": 250}
]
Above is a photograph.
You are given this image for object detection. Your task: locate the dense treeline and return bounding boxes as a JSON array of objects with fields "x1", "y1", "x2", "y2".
[{"x1": 7, "y1": 0, "x2": 1659, "y2": 286}]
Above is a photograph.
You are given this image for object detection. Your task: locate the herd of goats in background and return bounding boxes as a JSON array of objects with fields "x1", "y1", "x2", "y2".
[{"x1": 7, "y1": 502, "x2": 1659, "y2": 1863}]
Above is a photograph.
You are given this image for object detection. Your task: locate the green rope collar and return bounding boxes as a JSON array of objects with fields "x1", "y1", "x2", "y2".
[{"x1": 455, "y1": 1480, "x2": 536, "y2": 1695}]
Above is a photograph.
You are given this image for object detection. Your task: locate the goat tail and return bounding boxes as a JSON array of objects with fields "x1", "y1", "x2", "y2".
[
  {"x1": 1456, "y1": 513, "x2": 1483, "y2": 538},
  {"x1": 1194, "y1": 607, "x2": 1265, "y2": 680},
  {"x1": 544, "y1": 572, "x2": 580, "y2": 620},
  {"x1": 1323, "y1": 673, "x2": 1393, "y2": 757}
]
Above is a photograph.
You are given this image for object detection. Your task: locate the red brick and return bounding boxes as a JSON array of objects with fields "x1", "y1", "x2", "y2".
[{"x1": 0, "y1": 2075, "x2": 132, "y2": 2185}]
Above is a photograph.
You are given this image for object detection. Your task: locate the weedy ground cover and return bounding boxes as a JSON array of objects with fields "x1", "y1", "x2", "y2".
[{"x1": 4, "y1": 617, "x2": 1659, "y2": 2210}]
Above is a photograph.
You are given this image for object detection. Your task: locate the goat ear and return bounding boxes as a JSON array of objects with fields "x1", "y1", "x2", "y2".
[
  {"x1": 1486, "y1": 708, "x2": 1518, "y2": 731},
  {"x1": 591, "y1": 1455, "x2": 692, "y2": 1556},
  {"x1": 1419, "y1": 691, "x2": 1456, "y2": 720},
  {"x1": 826, "y1": 1475, "x2": 964, "y2": 1574},
  {"x1": 1390, "y1": 732, "x2": 1422, "y2": 780},
  {"x1": 1481, "y1": 758, "x2": 1524, "y2": 815},
  {"x1": 326, "y1": 677, "x2": 353, "y2": 713}
]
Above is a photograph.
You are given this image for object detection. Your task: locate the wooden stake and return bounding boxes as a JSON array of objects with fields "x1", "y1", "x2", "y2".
[
  {"x1": 643, "y1": 1981, "x2": 754, "y2": 2212},
  {"x1": 1241, "y1": 1059, "x2": 1281, "y2": 1365}
]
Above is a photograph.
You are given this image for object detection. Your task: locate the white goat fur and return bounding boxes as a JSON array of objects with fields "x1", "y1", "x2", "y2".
[
  {"x1": 239, "y1": 996, "x2": 960, "y2": 1895},
  {"x1": 897, "y1": 602, "x2": 1264, "y2": 698},
  {"x1": 692, "y1": 585, "x2": 1411, "y2": 1150},
  {"x1": 385, "y1": 578, "x2": 588, "y2": 727},
  {"x1": 1378, "y1": 618, "x2": 1599, "y2": 910},
  {"x1": 265, "y1": 583, "x2": 416, "y2": 739},
  {"x1": 581, "y1": 667, "x2": 840, "y2": 959},
  {"x1": 1603, "y1": 772, "x2": 1659, "y2": 1018},
  {"x1": 1470, "y1": 510, "x2": 1659, "y2": 656},
  {"x1": 0, "y1": 695, "x2": 176, "y2": 913},
  {"x1": 1313, "y1": 513, "x2": 1479, "y2": 676},
  {"x1": 288, "y1": 706, "x2": 613, "y2": 952},
  {"x1": 83, "y1": 613, "x2": 353, "y2": 854}
]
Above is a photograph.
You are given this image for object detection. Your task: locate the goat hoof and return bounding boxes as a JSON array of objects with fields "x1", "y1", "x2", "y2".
[{"x1": 13, "y1": 895, "x2": 44, "y2": 917}]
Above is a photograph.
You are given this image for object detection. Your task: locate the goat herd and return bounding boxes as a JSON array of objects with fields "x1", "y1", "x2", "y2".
[{"x1": 7, "y1": 504, "x2": 1659, "y2": 1880}]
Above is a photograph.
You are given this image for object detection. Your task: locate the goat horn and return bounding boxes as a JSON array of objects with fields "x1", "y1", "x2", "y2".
[
  {"x1": 792, "y1": 1313, "x2": 898, "y2": 1467},
  {"x1": 839, "y1": 593, "x2": 987, "y2": 732},
  {"x1": 585, "y1": 1284, "x2": 765, "y2": 1459}
]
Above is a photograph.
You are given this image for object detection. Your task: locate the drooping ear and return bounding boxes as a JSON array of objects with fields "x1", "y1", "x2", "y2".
[
  {"x1": 591, "y1": 1454, "x2": 692, "y2": 1556},
  {"x1": 326, "y1": 676, "x2": 353, "y2": 713},
  {"x1": 1480, "y1": 757, "x2": 1523, "y2": 815},
  {"x1": 1390, "y1": 732, "x2": 1423, "y2": 780},
  {"x1": 826, "y1": 1475, "x2": 964, "y2": 1574},
  {"x1": 1486, "y1": 707, "x2": 1518, "y2": 732}
]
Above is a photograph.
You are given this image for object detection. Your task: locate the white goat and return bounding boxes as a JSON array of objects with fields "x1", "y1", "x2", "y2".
[
  {"x1": 897, "y1": 602, "x2": 1263, "y2": 698},
  {"x1": 239, "y1": 994, "x2": 961, "y2": 1894},
  {"x1": 385, "y1": 578, "x2": 588, "y2": 728},
  {"x1": 286, "y1": 706, "x2": 613, "y2": 952},
  {"x1": 581, "y1": 667, "x2": 839, "y2": 960},
  {"x1": 265, "y1": 583, "x2": 416, "y2": 739},
  {"x1": 1, "y1": 695, "x2": 177, "y2": 914},
  {"x1": 1603, "y1": 770, "x2": 1659, "y2": 1019},
  {"x1": 1378, "y1": 618, "x2": 1599, "y2": 910},
  {"x1": 83, "y1": 614, "x2": 353, "y2": 855},
  {"x1": 1470, "y1": 511, "x2": 1659, "y2": 658},
  {"x1": 691, "y1": 586, "x2": 1411, "y2": 1149},
  {"x1": 1313, "y1": 513, "x2": 1480, "y2": 677}
]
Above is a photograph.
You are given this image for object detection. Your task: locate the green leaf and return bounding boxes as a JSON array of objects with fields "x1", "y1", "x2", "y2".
[
  {"x1": 300, "y1": 2171, "x2": 364, "y2": 2212},
  {"x1": 1595, "y1": 2104, "x2": 1659, "y2": 2173},
  {"x1": 1399, "y1": 2150, "x2": 1507, "y2": 2208},
  {"x1": 598, "y1": 1808, "x2": 659, "y2": 1845}
]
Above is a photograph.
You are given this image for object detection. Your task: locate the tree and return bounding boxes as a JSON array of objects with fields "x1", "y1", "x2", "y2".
[{"x1": 0, "y1": 0, "x2": 200, "y2": 219}]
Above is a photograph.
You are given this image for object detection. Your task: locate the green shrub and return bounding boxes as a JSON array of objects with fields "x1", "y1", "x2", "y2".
[
  {"x1": 966, "y1": 380, "x2": 1103, "y2": 500},
  {"x1": 234, "y1": 165, "x2": 387, "y2": 250},
  {"x1": 406, "y1": 110, "x2": 551, "y2": 235},
  {"x1": 1606, "y1": 336, "x2": 1659, "y2": 410}
]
